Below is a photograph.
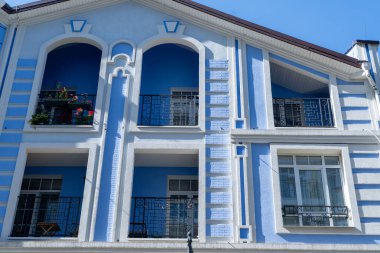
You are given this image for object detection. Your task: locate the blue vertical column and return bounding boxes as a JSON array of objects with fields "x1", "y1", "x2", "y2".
[
  {"x1": 95, "y1": 71, "x2": 128, "y2": 241},
  {"x1": 0, "y1": 58, "x2": 37, "y2": 236},
  {"x1": 205, "y1": 60, "x2": 234, "y2": 241}
]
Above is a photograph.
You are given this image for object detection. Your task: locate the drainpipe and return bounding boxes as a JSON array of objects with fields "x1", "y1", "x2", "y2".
[{"x1": 362, "y1": 62, "x2": 380, "y2": 117}]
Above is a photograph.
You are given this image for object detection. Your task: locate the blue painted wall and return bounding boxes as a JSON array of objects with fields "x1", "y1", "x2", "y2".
[
  {"x1": 140, "y1": 44, "x2": 199, "y2": 95},
  {"x1": 41, "y1": 43, "x2": 101, "y2": 94},
  {"x1": 24, "y1": 167, "x2": 86, "y2": 197},
  {"x1": 251, "y1": 144, "x2": 380, "y2": 244},
  {"x1": 0, "y1": 25, "x2": 6, "y2": 55},
  {"x1": 132, "y1": 167, "x2": 198, "y2": 197},
  {"x1": 246, "y1": 45, "x2": 267, "y2": 129},
  {"x1": 271, "y1": 83, "x2": 329, "y2": 98}
]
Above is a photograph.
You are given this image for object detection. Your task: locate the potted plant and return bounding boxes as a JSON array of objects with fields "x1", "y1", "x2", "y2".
[{"x1": 29, "y1": 112, "x2": 49, "y2": 125}]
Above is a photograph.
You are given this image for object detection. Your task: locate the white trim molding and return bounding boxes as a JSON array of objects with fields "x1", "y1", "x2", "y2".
[
  {"x1": 270, "y1": 144, "x2": 361, "y2": 234},
  {"x1": 1, "y1": 142, "x2": 99, "y2": 242},
  {"x1": 23, "y1": 32, "x2": 109, "y2": 133}
]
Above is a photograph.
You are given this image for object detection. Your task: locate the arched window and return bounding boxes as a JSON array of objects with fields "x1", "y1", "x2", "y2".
[
  {"x1": 31, "y1": 43, "x2": 101, "y2": 125},
  {"x1": 139, "y1": 43, "x2": 199, "y2": 126}
]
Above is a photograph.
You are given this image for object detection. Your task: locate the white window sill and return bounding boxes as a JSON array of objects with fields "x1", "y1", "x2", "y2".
[
  {"x1": 7, "y1": 237, "x2": 78, "y2": 241},
  {"x1": 132, "y1": 125, "x2": 204, "y2": 133},
  {"x1": 278, "y1": 225, "x2": 362, "y2": 234},
  {"x1": 24, "y1": 124, "x2": 99, "y2": 133}
]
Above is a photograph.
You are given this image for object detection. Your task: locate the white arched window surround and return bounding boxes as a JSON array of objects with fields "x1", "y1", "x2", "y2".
[
  {"x1": 130, "y1": 35, "x2": 206, "y2": 132},
  {"x1": 24, "y1": 33, "x2": 109, "y2": 133}
]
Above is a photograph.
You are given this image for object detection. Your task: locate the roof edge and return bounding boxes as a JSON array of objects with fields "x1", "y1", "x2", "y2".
[{"x1": 2, "y1": 0, "x2": 364, "y2": 68}]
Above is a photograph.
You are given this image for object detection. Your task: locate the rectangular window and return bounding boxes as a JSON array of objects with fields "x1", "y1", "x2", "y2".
[{"x1": 279, "y1": 155, "x2": 348, "y2": 227}]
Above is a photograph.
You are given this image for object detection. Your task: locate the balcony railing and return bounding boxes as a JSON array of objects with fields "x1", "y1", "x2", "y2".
[
  {"x1": 282, "y1": 205, "x2": 349, "y2": 227},
  {"x1": 11, "y1": 195, "x2": 82, "y2": 237},
  {"x1": 129, "y1": 197, "x2": 198, "y2": 239},
  {"x1": 139, "y1": 95, "x2": 199, "y2": 126},
  {"x1": 273, "y1": 98, "x2": 334, "y2": 127},
  {"x1": 31, "y1": 88, "x2": 96, "y2": 126}
]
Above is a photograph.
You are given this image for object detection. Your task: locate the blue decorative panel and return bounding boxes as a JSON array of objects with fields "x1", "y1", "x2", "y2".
[
  {"x1": 207, "y1": 95, "x2": 229, "y2": 105},
  {"x1": 17, "y1": 59, "x2": 37, "y2": 68},
  {"x1": 343, "y1": 120, "x2": 372, "y2": 125},
  {"x1": 207, "y1": 60, "x2": 229, "y2": 69},
  {"x1": 3, "y1": 120, "x2": 25, "y2": 130},
  {"x1": 0, "y1": 175, "x2": 13, "y2": 187},
  {"x1": 9, "y1": 94, "x2": 30, "y2": 104},
  {"x1": 206, "y1": 147, "x2": 230, "y2": 159},
  {"x1": 163, "y1": 21, "x2": 179, "y2": 33},
  {"x1": 206, "y1": 70, "x2": 229, "y2": 80},
  {"x1": 240, "y1": 228, "x2": 250, "y2": 239},
  {"x1": 337, "y1": 78, "x2": 364, "y2": 86},
  {"x1": 206, "y1": 82, "x2": 229, "y2": 93},
  {"x1": 206, "y1": 120, "x2": 230, "y2": 131},
  {"x1": 111, "y1": 42, "x2": 134, "y2": 59},
  {"x1": 12, "y1": 82, "x2": 33, "y2": 92},
  {"x1": 236, "y1": 146, "x2": 246, "y2": 156},
  {"x1": 206, "y1": 108, "x2": 229, "y2": 118},
  {"x1": 205, "y1": 134, "x2": 230, "y2": 145},
  {"x1": 0, "y1": 191, "x2": 9, "y2": 202},
  {"x1": 14, "y1": 70, "x2": 35, "y2": 80},
  {"x1": 0, "y1": 147, "x2": 19, "y2": 157},
  {"x1": 236, "y1": 119, "x2": 245, "y2": 129},
  {"x1": 206, "y1": 192, "x2": 232, "y2": 205},
  {"x1": 207, "y1": 208, "x2": 233, "y2": 220},
  {"x1": 0, "y1": 161, "x2": 16, "y2": 171},
  {"x1": 207, "y1": 176, "x2": 232, "y2": 189},
  {"x1": 0, "y1": 133, "x2": 22, "y2": 143},
  {"x1": 6, "y1": 107, "x2": 28, "y2": 117},
  {"x1": 207, "y1": 224, "x2": 233, "y2": 237},
  {"x1": 71, "y1": 20, "x2": 87, "y2": 32},
  {"x1": 339, "y1": 94, "x2": 367, "y2": 98},
  {"x1": 206, "y1": 162, "x2": 231, "y2": 174}
]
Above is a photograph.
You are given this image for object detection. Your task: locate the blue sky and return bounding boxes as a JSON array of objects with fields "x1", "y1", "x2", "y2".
[{"x1": 5, "y1": 0, "x2": 380, "y2": 53}]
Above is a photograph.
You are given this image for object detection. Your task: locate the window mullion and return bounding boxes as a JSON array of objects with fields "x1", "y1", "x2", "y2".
[
  {"x1": 321, "y1": 156, "x2": 333, "y2": 226},
  {"x1": 294, "y1": 159, "x2": 303, "y2": 226}
]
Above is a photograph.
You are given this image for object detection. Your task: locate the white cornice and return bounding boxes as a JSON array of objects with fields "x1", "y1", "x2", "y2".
[
  {"x1": 3, "y1": 0, "x2": 363, "y2": 79},
  {"x1": 1, "y1": 241, "x2": 380, "y2": 253},
  {"x1": 232, "y1": 129, "x2": 380, "y2": 144}
]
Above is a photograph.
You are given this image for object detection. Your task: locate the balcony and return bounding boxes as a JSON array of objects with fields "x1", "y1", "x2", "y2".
[
  {"x1": 31, "y1": 88, "x2": 96, "y2": 126},
  {"x1": 273, "y1": 98, "x2": 334, "y2": 128},
  {"x1": 139, "y1": 95, "x2": 199, "y2": 126},
  {"x1": 129, "y1": 197, "x2": 198, "y2": 239},
  {"x1": 11, "y1": 195, "x2": 82, "y2": 237},
  {"x1": 282, "y1": 205, "x2": 349, "y2": 227}
]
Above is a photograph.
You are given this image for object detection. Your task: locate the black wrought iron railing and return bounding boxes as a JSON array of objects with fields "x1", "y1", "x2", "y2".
[
  {"x1": 139, "y1": 95, "x2": 199, "y2": 126},
  {"x1": 129, "y1": 197, "x2": 198, "y2": 239},
  {"x1": 11, "y1": 195, "x2": 82, "y2": 237},
  {"x1": 273, "y1": 98, "x2": 334, "y2": 127},
  {"x1": 31, "y1": 90, "x2": 96, "y2": 125},
  {"x1": 282, "y1": 205, "x2": 349, "y2": 227}
]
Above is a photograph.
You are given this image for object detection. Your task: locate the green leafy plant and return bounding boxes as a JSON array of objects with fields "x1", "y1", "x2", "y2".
[{"x1": 29, "y1": 112, "x2": 49, "y2": 125}]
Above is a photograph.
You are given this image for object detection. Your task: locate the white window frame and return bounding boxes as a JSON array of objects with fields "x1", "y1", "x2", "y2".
[
  {"x1": 271, "y1": 144, "x2": 362, "y2": 234},
  {"x1": 278, "y1": 155, "x2": 346, "y2": 227}
]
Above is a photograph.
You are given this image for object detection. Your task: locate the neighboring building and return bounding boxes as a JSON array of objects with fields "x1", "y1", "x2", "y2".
[{"x1": 0, "y1": 0, "x2": 379, "y2": 252}]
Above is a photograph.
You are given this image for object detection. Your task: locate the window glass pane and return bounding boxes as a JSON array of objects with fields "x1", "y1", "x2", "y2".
[
  {"x1": 191, "y1": 180, "x2": 198, "y2": 192},
  {"x1": 299, "y1": 170, "x2": 325, "y2": 206},
  {"x1": 29, "y1": 179, "x2": 41, "y2": 190},
  {"x1": 296, "y1": 156, "x2": 309, "y2": 165},
  {"x1": 52, "y1": 179, "x2": 62, "y2": 191},
  {"x1": 41, "y1": 179, "x2": 53, "y2": 190},
  {"x1": 21, "y1": 179, "x2": 30, "y2": 190},
  {"x1": 180, "y1": 180, "x2": 191, "y2": 191},
  {"x1": 309, "y1": 156, "x2": 322, "y2": 165},
  {"x1": 169, "y1": 180, "x2": 179, "y2": 191},
  {"x1": 278, "y1": 156, "x2": 293, "y2": 165},
  {"x1": 326, "y1": 168, "x2": 345, "y2": 206},
  {"x1": 279, "y1": 168, "x2": 297, "y2": 206},
  {"x1": 325, "y1": 156, "x2": 340, "y2": 165}
]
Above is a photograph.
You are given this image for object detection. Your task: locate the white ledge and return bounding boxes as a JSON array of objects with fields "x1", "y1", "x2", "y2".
[
  {"x1": 0, "y1": 241, "x2": 380, "y2": 253},
  {"x1": 231, "y1": 129, "x2": 380, "y2": 144}
]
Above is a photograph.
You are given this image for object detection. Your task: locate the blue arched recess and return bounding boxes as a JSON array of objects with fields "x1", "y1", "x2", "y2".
[
  {"x1": 140, "y1": 43, "x2": 199, "y2": 95},
  {"x1": 42, "y1": 43, "x2": 101, "y2": 94}
]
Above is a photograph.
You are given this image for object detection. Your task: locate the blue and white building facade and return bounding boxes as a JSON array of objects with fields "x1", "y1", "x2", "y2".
[{"x1": 0, "y1": 0, "x2": 379, "y2": 252}]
